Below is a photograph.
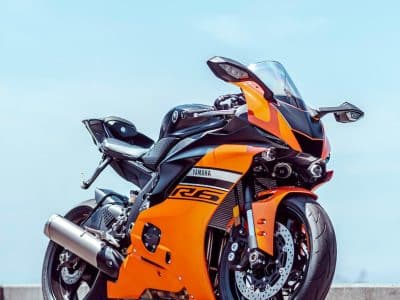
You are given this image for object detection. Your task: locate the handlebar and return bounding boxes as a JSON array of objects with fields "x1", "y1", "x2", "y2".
[
  {"x1": 180, "y1": 107, "x2": 236, "y2": 119},
  {"x1": 178, "y1": 94, "x2": 245, "y2": 120},
  {"x1": 214, "y1": 93, "x2": 245, "y2": 110}
]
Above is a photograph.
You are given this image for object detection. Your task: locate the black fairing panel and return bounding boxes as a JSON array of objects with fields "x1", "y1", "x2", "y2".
[
  {"x1": 84, "y1": 116, "x2": 154, "y2": 148},
  {"x1": 159, "y1": 104, "x2": 223, "y2": 139},
  {"x1": 150, "y1": 160, "x2": 197, "y2": 203},
  {"x1": 104, "y1": 116, "x2": 138, "y2": 139},
  {"x1": 170, "y1": 119, "x2": 226, "y2": 139},
  {"x1": 292, "y1": 131, "x2": 323, "y2": 158},
  {"x1": 277, "y1": 103, "x2": 323, "y2": 139},
  {"x1": 166, "y1": 117, "x2": 285, "y2": 155},
  {"x1": 110, "y1": 160, "x2": 152, "y2": 188},
  {"x1": 276, "y1": 102, "x2": 324, "y2": 156}
]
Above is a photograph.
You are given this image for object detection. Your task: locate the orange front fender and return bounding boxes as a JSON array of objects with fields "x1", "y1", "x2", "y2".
[{"x1": 252, "y1": 187, "x2": 317, "y2": 256}]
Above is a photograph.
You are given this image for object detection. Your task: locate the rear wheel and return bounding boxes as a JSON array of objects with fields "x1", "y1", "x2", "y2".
[
  {"x1": 218, "y1": 195, "x2": 336, "y2": 300},
  {"x1": 42, "y1": 200, "x2": 104, "y2": 300}
]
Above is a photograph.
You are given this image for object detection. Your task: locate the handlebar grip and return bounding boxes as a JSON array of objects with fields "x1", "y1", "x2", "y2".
[
  {"x1": 214, "y1": 94, "x2": 245, "y2": 110},
  {"x1": 214, "y1": 95, "x2": 232, "y2": 109}
]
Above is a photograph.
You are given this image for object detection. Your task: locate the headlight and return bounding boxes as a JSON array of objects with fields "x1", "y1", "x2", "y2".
[
  {"x1": 272, "y1": 162, "x2": 292, "y2": 179},
  {"x1": 308, "y1": 162, "x2": 323, "y2": 178}
]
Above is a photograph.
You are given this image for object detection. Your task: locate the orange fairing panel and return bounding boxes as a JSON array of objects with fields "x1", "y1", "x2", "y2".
[
  {"x1": 107, "y1": 145, "x2": 265, "y2": 299},
  {"x1": 108, "y1": 199, "x2": 221, "y2": 299},
  {"x1": 252, "y1": 187, "x2": 317, "y2": 256},
  {"x1": 234, "y1": 81, "x2": 302, "y2": 152}
]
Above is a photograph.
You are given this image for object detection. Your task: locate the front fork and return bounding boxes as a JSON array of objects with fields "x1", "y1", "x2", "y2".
[
  {"x1": 240, "y1": 175, "x2": 318, "y2": 257},
  {"x1": 242, "y1": 174, "x2": 258, "y2": 250}
]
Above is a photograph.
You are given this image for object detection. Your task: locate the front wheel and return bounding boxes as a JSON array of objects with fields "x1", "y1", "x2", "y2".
[{"x1": 218, "y1": 195, "x2": 337, "y2": 300}]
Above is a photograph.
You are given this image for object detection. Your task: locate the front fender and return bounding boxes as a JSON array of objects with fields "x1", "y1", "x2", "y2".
[{"x1": 252, "y1": 187, "x2": 317, "y2": 256}]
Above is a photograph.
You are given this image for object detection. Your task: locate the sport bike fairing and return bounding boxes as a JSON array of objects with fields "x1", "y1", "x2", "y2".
[
  {"x1": 209, "y1": 57, "x2": 330, "y2": 159},
  {"x1": 107, "y1": 145, "x2": 267, "y2": 299},
  {"x1": 107, "y1": 144, "x2": 318, "y2": 299}
]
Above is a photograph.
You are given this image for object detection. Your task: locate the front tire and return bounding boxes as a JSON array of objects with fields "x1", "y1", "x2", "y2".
[
  {"x1": 219, "y1": 195, "x2": 337, "y2": 300},
  {"x1": 42, "y1": 200, "x2": 104, "y2": 300}
]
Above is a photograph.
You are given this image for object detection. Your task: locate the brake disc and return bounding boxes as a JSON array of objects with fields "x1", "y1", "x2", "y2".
[
  {"x1": 59, "y1": 251, "x2": 87, "y2": 285},
  {"x1": 234, "y1": 222, "x2": 294, "y2": 299}
]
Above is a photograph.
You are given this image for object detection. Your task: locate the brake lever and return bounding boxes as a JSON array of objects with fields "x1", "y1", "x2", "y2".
[
  {"x1": 214, "y1": 93, "x2": 245, "y2": 110},
  {"x1": 81, "y1": 156, "x2": 112, "y2": 189}
]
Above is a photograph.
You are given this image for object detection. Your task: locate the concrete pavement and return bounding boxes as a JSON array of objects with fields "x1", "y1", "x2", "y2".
[{"x1": 1, "y1": 284, "x2": 400, "y2": 299}]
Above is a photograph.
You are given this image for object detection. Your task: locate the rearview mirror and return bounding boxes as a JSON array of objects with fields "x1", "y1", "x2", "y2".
[
  {"x1": 207, "y1": 56, "x2": 250, "y2": 82},
  {"x1": 334, "y1": 110, "x2": 363, "y2": 123},
  {"x1": 315, "y1": 102, "x2": 364, "y2": 123}
]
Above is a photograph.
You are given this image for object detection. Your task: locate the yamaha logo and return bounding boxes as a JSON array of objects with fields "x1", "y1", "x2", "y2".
[
  {"x1": 192, "y1": 168, "x2": 211, "y2": 177},
  {"x1": 172, "y1": 110, "x2": 179, "y2": 123}
]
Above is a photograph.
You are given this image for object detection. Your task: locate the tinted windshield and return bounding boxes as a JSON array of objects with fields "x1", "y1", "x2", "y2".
[{"x1": 248, "y1": 61, "x2": 307, "y2": 110}]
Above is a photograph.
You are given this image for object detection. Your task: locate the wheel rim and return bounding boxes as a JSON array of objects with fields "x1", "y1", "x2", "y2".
[
  {"x1": 50, "y1": 247, "x2": 97, "y2": 300},
  {"x1": 233, "y1": 222, "x2": 294, "y2": 299},
  {"x1": 222, "y1": 205, "x2": 312, "y2": 300},
  {"x1": 46, "y1": 211, "x2": 99, "y2": 300},
  {"x1": 276, "y1": 206, "x2": 312, "y2": 298}
]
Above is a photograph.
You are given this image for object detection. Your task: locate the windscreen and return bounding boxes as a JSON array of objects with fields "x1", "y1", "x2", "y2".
[
  {"x1": 247, "y1": 60, "x2": 325, "y2": 155},
  {"x1": 248, "y1": 61, "x2": 307, "y2": 111}
]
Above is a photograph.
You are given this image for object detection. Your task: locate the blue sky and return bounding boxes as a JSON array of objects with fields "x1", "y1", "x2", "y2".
[{"x1": 0, "y1": 0, "x2": 399, "y2": 284}]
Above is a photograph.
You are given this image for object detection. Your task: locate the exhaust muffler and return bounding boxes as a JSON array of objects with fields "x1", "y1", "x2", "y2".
[{"x1": 44, "y1": 214, "x2": 123, "y2": 280}]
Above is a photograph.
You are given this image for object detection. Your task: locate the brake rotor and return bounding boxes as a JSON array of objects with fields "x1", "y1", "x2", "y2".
[
  {"x1": 234, "y1": 222, "x2": 294, "y2": 299},
  {"x1": 59, "y1": 251, "x2": 86, "y2": 285}
]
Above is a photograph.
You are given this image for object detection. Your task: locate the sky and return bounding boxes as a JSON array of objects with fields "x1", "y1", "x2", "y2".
[{"x1": 0, "y1": 0, "x2": 399, "y2": 284}]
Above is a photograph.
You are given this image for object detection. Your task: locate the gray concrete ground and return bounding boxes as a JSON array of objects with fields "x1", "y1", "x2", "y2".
[
  {"x1": 326, "y1": 284, "x2": 400, "y2": 300},
  {"x1": 0, "y1": 285, "x2": 43, "y2": 300},
  {"x1": 1, "y1": 284, "x2": 400, "y2": 299}
]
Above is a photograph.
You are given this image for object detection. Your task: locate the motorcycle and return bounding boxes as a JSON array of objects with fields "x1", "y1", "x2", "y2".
[{"x1": 42, "y1": 56, "x2": 364, "y2": 300}]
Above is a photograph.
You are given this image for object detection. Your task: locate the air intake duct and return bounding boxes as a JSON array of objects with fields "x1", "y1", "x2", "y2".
[{"x1": 44, "y1": 214, "x2": 123, "y2": 280}]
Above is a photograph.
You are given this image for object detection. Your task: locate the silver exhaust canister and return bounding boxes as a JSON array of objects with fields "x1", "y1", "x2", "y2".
[{"x1": 44, "y1": 214, "x2": 123, "y2": 279}]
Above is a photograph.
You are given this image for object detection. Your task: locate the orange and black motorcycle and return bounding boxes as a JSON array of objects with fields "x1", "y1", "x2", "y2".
[{"x1": 42, "y1": 57, "x2": 363, "y2": 300}]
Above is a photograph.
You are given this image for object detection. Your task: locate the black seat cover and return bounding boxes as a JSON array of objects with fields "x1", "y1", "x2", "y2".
[
  {"x1": 141, "y1": 137, "x2": 179, "y2": 170},
  {"x1": 102, "y1": 138, "x2": 149, "y2": 160}
]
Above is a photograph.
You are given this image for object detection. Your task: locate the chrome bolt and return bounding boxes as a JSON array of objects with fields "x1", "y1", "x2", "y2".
[
  {"x1": 228, "y1": 252, "x2": 235, "y2": 262},
  {"x1": 231, "y1": 242, "x2": 239, "y2": 252}
]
